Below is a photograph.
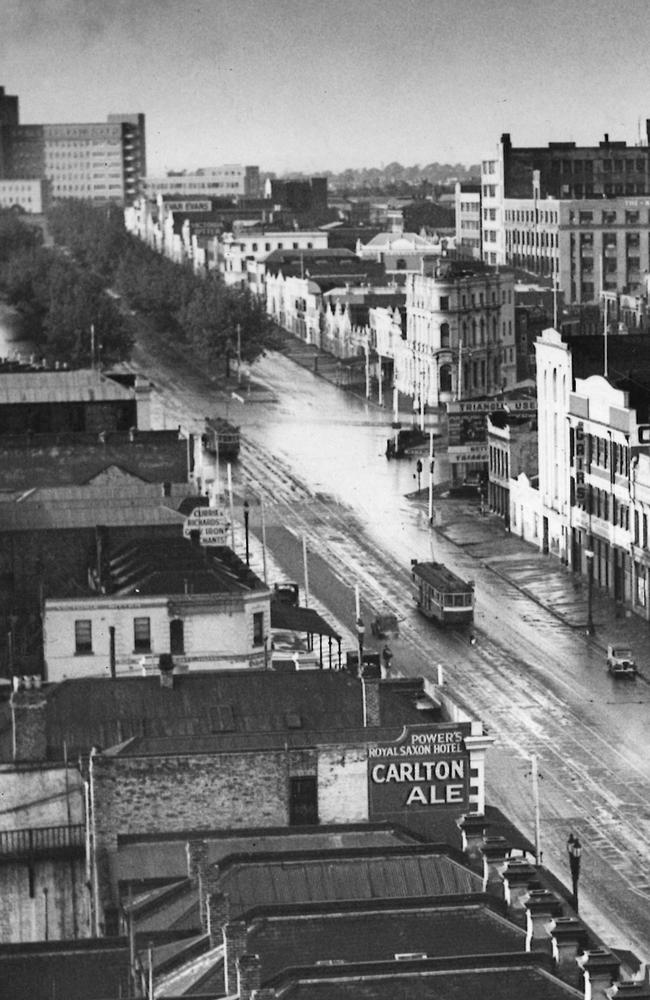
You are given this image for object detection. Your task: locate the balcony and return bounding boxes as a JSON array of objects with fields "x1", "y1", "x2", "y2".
[{"x1": 0, "y1": 824, "x2": 85, "y2": 862}]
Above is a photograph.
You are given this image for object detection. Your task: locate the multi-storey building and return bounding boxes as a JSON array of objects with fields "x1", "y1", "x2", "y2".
[
  {"x1": 0, "y1": 86, "x2": 146, "y2": 204},
  {"x1": 512, "y1": 328, "x2": 650, "y2": 618},
  {"x1": 0, "y1": 177, "x2": 49, "y2": 213},
  {"x1": 454, "y1": 181, "x2": 482, "y2": 259},
  {"x1": 480, "y1": 126, "x2": 650, "y2": 304},
  {"x1": 401, "y1": 259, "x2": 516, "y2": 408},
  {"x1": 219, "y1": 226, "x2": 328, "y2": 286},
  {"x1": 142, "y1": 164, "x2": 260, "y2": 200}
]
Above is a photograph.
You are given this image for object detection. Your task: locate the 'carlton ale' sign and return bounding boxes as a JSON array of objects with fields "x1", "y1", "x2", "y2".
[{"x1": 368, "y1": 724, "x2": 471, "y2": 819}]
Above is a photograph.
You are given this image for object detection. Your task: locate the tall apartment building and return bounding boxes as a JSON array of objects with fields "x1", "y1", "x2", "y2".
[
  {"x1": 454, "y1": 181, "x2": 482, "y2": 259},
  {"x1": 0, "y1": 86, "x2": 146, "y2": 204},
  {"x1": 479, "y1": 125, "x2": 650, "y2": 304},
  {"x1": 142, "y1": 164, "x2": 260, "y2": 200}
]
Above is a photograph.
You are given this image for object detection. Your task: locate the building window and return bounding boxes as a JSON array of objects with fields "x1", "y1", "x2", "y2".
[
  {"x1": 134, "y1": 617, "x2": 151, "y2": 652},
  {"x1": 75, "y1": 619, "x2": 92, "y2": 654},
  {"x1": 170, "y1": 619, "x2": 184, "y2": 654},
  {"x1": 253, "y1": 611, "x2": 264, "y2": 646},
  {"x1": 289, "y1": 776, "x2": 318, "y2": 825},
  {"x1": 439, "y1": 295, "x2": 449, "y2": 311}
]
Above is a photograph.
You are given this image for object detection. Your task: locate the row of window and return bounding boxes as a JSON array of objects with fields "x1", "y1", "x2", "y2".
[
  {"x1": 507, "y1": 230, "x2": 559, "y2": 248},
  {"x1": 504, "y1": 209, "x2": 560, "y2": 225},
  {"x1": 409, "y1": 288, "x2": 513, "y2": 311},
  {"x1": 74, "y1": 612, "x2": 266, "y2": 655},
  {"x1": 75, "y1": 617, "x2": 154, "y2": 654},
  {"x1": 241, "y1": 241, "x2": 314, "y2": 253}
]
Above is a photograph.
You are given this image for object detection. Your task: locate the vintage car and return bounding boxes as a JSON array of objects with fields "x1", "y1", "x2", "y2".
[{"x1": 606, "y1": 644, "x2": 637, "y2": 678}]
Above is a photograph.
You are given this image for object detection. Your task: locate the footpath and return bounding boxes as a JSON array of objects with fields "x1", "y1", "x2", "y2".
[{"x1": 280, "y1": 331, "x2": 650, "y2": 670}]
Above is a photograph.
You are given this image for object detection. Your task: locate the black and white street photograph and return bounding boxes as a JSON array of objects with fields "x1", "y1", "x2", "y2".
[{"x1": 1, "y1": 0, "x2": 650, "y2": 996}]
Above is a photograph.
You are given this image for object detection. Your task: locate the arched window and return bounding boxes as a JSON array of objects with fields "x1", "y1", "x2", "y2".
[
  {"x1": 439, "y1": 363, "x2": 452, "y2": 392},
  {"x1": 440, "y1": 322, "x2": 450, "y2": 347}
]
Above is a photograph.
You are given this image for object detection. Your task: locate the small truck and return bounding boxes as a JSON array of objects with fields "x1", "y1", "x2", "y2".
[{"x1": 606, "y1": 644, "x2": 637, "y2": 678}]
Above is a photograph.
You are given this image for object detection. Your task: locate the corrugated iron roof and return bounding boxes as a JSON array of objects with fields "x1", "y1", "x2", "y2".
[
  {"x1": 249, "y1": 905, "x2": 526, "y2": 981},
  {"x1": 0, "y1": 369, "x2": 136, "y2": 404},
  {"x1": 221, "y1": 852, "x2": 482, "y2": 914},
  {"x1": 38, "y1": 671, "x2": 432, "y2": 762}
]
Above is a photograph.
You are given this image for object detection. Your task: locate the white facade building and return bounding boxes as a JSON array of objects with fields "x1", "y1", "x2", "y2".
[
  {"x1": 43, "y1": 587, "x2": 270, "y2": 682},
  {"x1": 142, "y1": 165, "x2": 260, "y2": 200},
  {"x1": 0, "y1": 178, "x2": 49, "y2": 213},
  {"x1": 534, "y1": 328, "x2": 572, "y2": 560},
  {"x1": 220, "y1": 229, "x2": 327, "y2": 286},
  {"x1": 402, "y1": 261, "x2": 516, "y2": 408}
]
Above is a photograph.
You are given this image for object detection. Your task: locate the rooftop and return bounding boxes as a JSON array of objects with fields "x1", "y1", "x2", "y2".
[
  {"x1": 0, "y1": 368, "x2": 138, "y2": 405},
  {"x1": 0, "y1": 430, "x2": 188, "y2": 489},
  {"x1": 248, "y1": 902, "x2": 526, "y2": 982},
  {"x1": 1, "y1": 671, "x2": 440, "y2": 762}
]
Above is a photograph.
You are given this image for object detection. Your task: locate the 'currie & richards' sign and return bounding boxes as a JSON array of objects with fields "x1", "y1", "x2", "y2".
[{"x1": 368, "y1": 724, "x2": 471, "y2": 818}]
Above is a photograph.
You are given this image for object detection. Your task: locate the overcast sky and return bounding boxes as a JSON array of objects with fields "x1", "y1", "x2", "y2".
[{"x1": 2, "y1": 0, "x2": 648, "y2": 176}]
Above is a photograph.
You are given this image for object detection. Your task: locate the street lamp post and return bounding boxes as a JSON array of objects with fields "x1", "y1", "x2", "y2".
[
  {"x1": 243, "y1": 499, "x2": 250, "y2": 566},
  {"x1": 585, "y1": 547, "x2": 594, "y2": 635},
  {"x1": 567, "y1": 833, "x2": 582, "y2": 912}
]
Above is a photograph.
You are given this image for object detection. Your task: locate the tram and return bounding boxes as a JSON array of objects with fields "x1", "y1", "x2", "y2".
[{"x1": 411, "y1": 559, "x2": 474, "y2": 627}]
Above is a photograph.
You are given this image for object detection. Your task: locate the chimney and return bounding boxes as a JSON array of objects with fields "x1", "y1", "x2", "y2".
[
  {"x1": 480, "y1": 835, "x2": 510, "y2": 896},
  {"x1": 550, "y1": 916, "x2": 588, "y2": 989},
  {"x1": 237, "y1": 953, "x2": 262, "y2": 1000},
  {"x1": 457, "y1": 813, "x2": 489, "y2": 866},
  {"x1": 503, "y1": 858, "x2": 539, "y2": 912},
  {"x1": 578, "y1": 949, "x2": 620, "y2": 999},
  {"x1": 610, "y1": 977, "x2": 650, "y2": 1000},
  {"x1": 524, "y1": 889, "x2": 563, "y2": 952},
  {"x1": 223, "y1": 920, "x2": 248, "y2": 994},
  {"x1": 159, "y1": 653, "x2": 174, "y2": 689},
  {"x1": 206, "y1": 891, "x2": 230, "y2": 947},
  {"x1": 186, "y1": 839, "x2": 208, "y2": 881},
  {"x1": 11, "y1": 684, "x2": 48, "y2": 762},
  {"x1": 134, "y1": 375, "x2": 152, "y2": 430},
  {"x1": 361, "y1": 676, "x2": 381, "y2": 727}
]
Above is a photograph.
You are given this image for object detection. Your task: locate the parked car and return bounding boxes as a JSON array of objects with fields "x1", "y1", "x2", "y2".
[{"x1": 606, "y1": 644, "x2": 637, "y2": 678}]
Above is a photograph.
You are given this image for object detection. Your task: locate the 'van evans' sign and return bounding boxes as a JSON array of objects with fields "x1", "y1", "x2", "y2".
[{"x1": 368, "y1": 724, "x2": 471, "y2": 812}]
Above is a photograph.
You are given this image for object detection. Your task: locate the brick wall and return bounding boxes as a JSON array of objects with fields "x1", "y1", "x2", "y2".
[{"x1": 91, "y1": 751, "x2": 289, "y2": 857}]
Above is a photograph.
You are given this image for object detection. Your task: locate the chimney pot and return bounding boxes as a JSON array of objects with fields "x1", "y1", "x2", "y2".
[{"x1": 159, "y1": 653, "x2": 174, "y2": 688}]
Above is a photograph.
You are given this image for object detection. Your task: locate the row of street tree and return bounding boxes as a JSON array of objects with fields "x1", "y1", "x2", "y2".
[{"x1": 0, "y1": 201, "x2": 279, "y2": 371}]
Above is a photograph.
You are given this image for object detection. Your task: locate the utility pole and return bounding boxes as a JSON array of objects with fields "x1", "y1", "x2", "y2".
[
  {"x1": 531, "y1": 754, "x2": 541, "y2": 865},
  {"x1": 236, "y1": 323, "x2": 242, "y2": 385},
  {"x1": 428, "y1": 431, "x2": 435, "y2": 525}
]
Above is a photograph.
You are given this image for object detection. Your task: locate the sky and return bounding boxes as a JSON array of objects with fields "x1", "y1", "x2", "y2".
[{"x1": 2, "y1": 0, "x2": 650, "y2": 176}]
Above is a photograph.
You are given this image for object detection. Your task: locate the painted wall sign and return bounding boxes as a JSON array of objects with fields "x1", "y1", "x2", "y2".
[{"x1": 368, "y1": 724, "x2": 471, "y2": 816}]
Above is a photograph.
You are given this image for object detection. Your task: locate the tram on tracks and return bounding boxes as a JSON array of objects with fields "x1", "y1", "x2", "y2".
[{"x1": 410, "y1": 559, "x2": 474, "y2": 627}]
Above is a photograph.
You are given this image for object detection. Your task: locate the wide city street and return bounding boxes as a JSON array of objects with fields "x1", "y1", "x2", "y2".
[{"x1": 127, "y1": 324, "x2": 650, "y2": 960}]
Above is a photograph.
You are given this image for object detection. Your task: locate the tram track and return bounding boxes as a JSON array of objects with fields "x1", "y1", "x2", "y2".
[{"x1": 127, "y1": 345, "x2": 650, "y2": 955}]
